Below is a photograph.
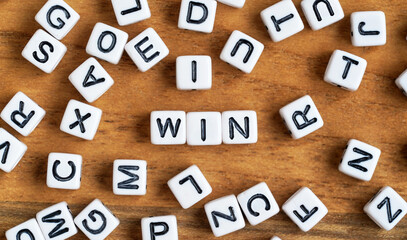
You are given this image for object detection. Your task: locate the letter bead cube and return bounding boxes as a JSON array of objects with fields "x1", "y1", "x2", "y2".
[
  {"x1": 113, "y1": 159, "x2": 147, "y2": 195},
  {"x1": 60, "y1": 100, "x2": 102, "y2": 140},
  {"x1": 279, "y1": 95, "x2": 323, "y2": 139},
  {"x1": 271, "y1": 237, "x2": 282, "y2": 240},
  {"x1": 364, "y1": 186, "x2": 407, "y2": 231},
  {"x1": 86, "y1": 23, "x2": 129, "y2": 64},
  {"x1": 141, "y1": 215, "x2": 178, "y2": 240},
  {"x1": 187, "y1": 112, "x2": 221, "y2": 145},
  {"x1": 351, "y1": 11, "x2": 386, "y2": 47},
  {"x1": 217, "y1": 0, "x2": 245, "y2": 8},
  {"x1": 220, "y1": 30, "x2": 264, "y2": 74},
  {"x1": 168, "y1": 165, "x2": 212, "y2": 209},
  {"x1": 176, "y1": 56, "x2": 212, "y2": 90},
  {"x1": 6, "y1": 218, "x2": 45, "y2": 240},
  {"x1": 395, "y1": 69, "x2": 407, "y2": 96},
  {"x1": 338, "y1": 139, "x2": 381, "y2": 181},
  {"x1": 261, "y1": 0, "x2": 304, "y2": 42},
  {"x1": 204, "y1": 195, "x2": 245, "y2": 237},
  {"x1": 282, "y1": 187, "x2": 328, "y2": 232},
  {"x1": 111, "y1": 0, "x2": 151, "y2": 26},
  {"x1": 301, "y1": 0, "x2": 344, "y2": 31},
  {"x1": 74, "y1": 199, "x2": 120, "y2": 240},
  {"x1": 36, "y1": 202, "x2": 77, "y2": 240},
  {"x1": 22, "y1": 29, "x2": 67, "y2": 73},
  {"x1": 35, "y1": 0, "x2": 80, "y2": 40},
  {"x1": 150, "y1": 111, "x2": 186, "y2": 145},
  {"x1": 237, "y1": 182, "x2": 280, "y2": 226},
  {"x1": 178, "y1": 0, "x2": 217, "y2": 33},
  {"x1": 125, "y1": 28, "x2": 169, "y2": 72},
  {"x1": 69, "y1": 57, "x2": 114, "y2": 103},
  {"x1": 324, "y1": 50, "x2": 367, "y2": 91},
  {"x1": 222, "y1": 110, "x2": 258, "y2": 144},
  {"x1": 1, "y1": 92, "x2": 46, "y2": 137},
  {"x1": 46, "y1": 152, "x2": 82, "y2": 190},
  {"x1": 0, "y1": 128, "x2": 27, "y2": 173}
]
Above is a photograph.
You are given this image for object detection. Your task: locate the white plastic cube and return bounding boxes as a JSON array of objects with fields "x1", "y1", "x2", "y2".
[
  {"x1": 176, "y1": 55, "x2": 212, "y2": 90},
  {"x1": 22, "y1": 29, "x2": 67, "y2": 73},
  {"x1": 150, "y1": 111, "x2": 186, "y2": 145},
  {"x1": 0, "y1": 128, "x2": 27, "y2": 173},
  {"x1": 301, "y1": 0, "x2": 344, "y2": 31},
  {"x1": 338, "y1": 139, "x2": 381, "y2": 181},
  {"x1": 6, "y1": 218, "x2": 45, "y2": 240},
  {"x1": 271, "y1": 237, "x2": 282, "y2": 240},
  {"x1": 204, "y1": 194, "x2": 245, "y2": 237},
  {"x1": 86, "y1": 23, "x2": 129, "y2": 64},
  {"x1": 113, "y1": 159, "x2": 147, "y2": 195},
  {"x1": 364, "y1": 186, "x2": 407, "y2": 231},
  {"x1": 69, "y1": 57, "x2": 114, "y2": 103},
  {"x1": 395, "y1": 69, "x2": 407, "y2": 96},
  {"x1": 178, "y1": 0, "x2": 217, "y2": 33},
  {"x1": 60, "y1": 99, "x2": 102, "y2": 140},
  {"x1": 111, "y1": 0, "x2": 151, "y2": 26},
  {"x1": 1, "y1": 92, "x2": 46, "y2": 137},
  {"x1": 168, "y1": 165, "x2": 212, "y2": 209},
  {"x1": 46, "y1": 152, "x2": 82, "y2": 190},
  {"x1": 282, "y1": 187, "x2": 328, "y2": 232},
  {"x1": 186, "y1": 112, "x2": 221, "y2": 145},
  {"x1": 280, "y1": 95, "x2": 323, "y2": 139},
  {"x1": 125, "y1": 28, "x2": 169, "y2": 72},
  {"x1": 74, "y1": 199, "x2": 120, "y2": 240},
  {"x1": 141, "y1": 215, "x2": 178, "y2": 240},
  {"x1": 35, "y1": 0, "x2": 80, "y2": 40},
  {"x1": 36, "y1": 202, "x2": 77, "y2": 240},
  {"x1": 324, "y1": 50, "x2": 367, "y2": 91},
  {"x1": 222, "y1": 110, "x2": 257, "y2": 144},
  {"x1": 217, "y1": 0, "x2": 245, "y2": 8},
  {"x1": 261, "y1": 0, "x2": 304, "y2": 42},
  {"x1": 237, "y1": 182, "x2": 280, "y2": 226},
  {"x1": 220, "y1": 30, "x2": 264, "y2": 74},
  {"x1": 351, "y1": 11, "x2": 386, "y2": 47}
]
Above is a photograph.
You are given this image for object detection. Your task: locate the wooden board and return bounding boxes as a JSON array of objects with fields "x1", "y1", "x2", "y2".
[{"x1": 0, "y1": 0, "x2": 407, "y2": 239}]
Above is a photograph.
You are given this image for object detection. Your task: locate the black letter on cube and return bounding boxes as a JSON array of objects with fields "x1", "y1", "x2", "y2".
[
  {"x1": 52, "y1": 160, "x2": 76, "y2": 182},
  {"x1": 293, "y1": 205, "x2": 318, "y2": 223},
  {"x1": 11, "y1": 101, "x2": 35, "y2": 128},
  {"x1": 292, "y1": 105, "x2": 317, "y2": 130},
  {"x1": 156, "y1": 118, "x2": 181, "y2": 138},
  {"x1": 313, "y1": 0, "x2": 334, "y2": 21},
  {"x1": 149, "y1": 222, "x2": 169, "y2": 240},
  {"x1": 47, "y1": 5, "x2": 71, "y2": 29},
  {"x1": 82, "y1": 210, "x2": 107, "y2": 234},
  {"x1": 211, "y1": 207, "x2": 237, "y2": 228},
  {"x1": 186, "y1": 1, "x2": 208, "y2": 24},
  {"x1": 16, "y1": 229, "x2": 35, "y2": 240},
  {"x1": 347, "y1": 148, "x2": 372, "y2": 172},
  {"x1": 230, "y1": 39, "x2": 254, "y2": 64},
  {"x1": 0, "y1": 141, "x2": 10, "y2": 164},
  {"x1": 121, "y1": 0, "x2": 142, "y2": 15},
  {"x1": 134, "y1": 37, "x2": 160, "y2": 63},
  {"x1": 41, "y1": 210, "x2": 69, "y2": 238},
  {"x1": 341, "y1": 56, "x2": 359, "y2": 79},
  {"x1": 229, "y1": 117, "x2": 249, "y2": 139},
  {"x1": 358, "y1": 22, "x2": 380, "y2": 36},
  {"x1": 69, "y1": 109, "x2": 91, "y2": 133},
  {"x1": 83, "y1": 65, "x2": 105, "y2": 87},
  {"x1": 377, "y1": 197, "x2": 402, "y2": 223},
  {"x1": 271, "y1": 14, "x2": 294, "y2": 32},
  {"x1": 247, "y1": 194, "x2": 271, "y2": 216},
  {"x1": 98, "y1": 31, "x2": 117, "y2": 53},
  {"x1": 118, "y1": 165, "x2": 140, "y2": 189},
  {"x1": 33, "y1": 42, "x2": 54, "y2": 63},
  {"x1": 179, "y1": 175, "x2": 202, "y2": 194}
]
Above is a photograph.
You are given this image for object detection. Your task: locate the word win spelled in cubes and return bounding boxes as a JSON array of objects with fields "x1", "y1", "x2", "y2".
[
  {"x1": 22, "y1": 29, "x2": 67, "y2": 74},
  {"x1": 74, "y1": 199, "x2": 120, "y2": 240},
  {"x1": 111, "y1": 0, "x2": 151, "y2": 26},
  {"x1": 338, "y1": 139, "x2": 381, "y2": 181},
  {"x1": 324, "y1": 50, "x2": 367, "y2": 91},
  {"x1": 60, "y1": 99, "x2": 102, "y2": 140},
  {"x1": 0, "y1": 128, "x2": 27, "y2": 173},
  {"x1": 205, "y1": 195, "x2": 245, "y2": 237},
  {"x1": 282, "y1": 187, "x2": 328, "y2": 232},
  {"x1": 1, "y1": 92, "x2": 46, "y2": 137},
  {"x1": 176, "y1": 55, "x2": 212, "y2": 90},
  {"x1": 35, "y1": 0, "x2": 80, "y2": 40},
  {"x1": 301, "y1": 0, "x2": 344, "y2": 31},
  {"x1": 6, "y1": 218, "x2": 45, "y2": 240},
  {"x1": 364, "y1": 186, "x2": 407, "y2": 231},
  {"x1": 351, "y1": 11, "x2": 386, "y2": 47},
  {"x1": 113, "y1": 159, "x2": 147, "y2": 195},
  {"x1": 150, "y1": 110, "x2": 257, "y2": 145},
  {"x1": 46, "y1": 152, "x2": 82, "y2": 190},
  {"x1": 280, "y1": 95, "x2": 323, "y2": 139},
  {"x1": 168, "y1": 165, "x2": 212, "y2": 209},
  {"x1": 141, "y1": 215, "x2": 178, "y2": 240},
  {"x1": 178, "y1": 0, "x2": 217, "y2": 33}
]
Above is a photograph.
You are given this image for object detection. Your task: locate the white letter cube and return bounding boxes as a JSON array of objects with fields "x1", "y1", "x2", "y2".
[
  {"x1": 150, "y1": 111, "x2": 186, "y2": 145},
  {"x1": 86, "y1": 23, "x2": 128, "y2": 64},
  {"x1": 141, "y1": 215, "x2": 178, "y2": 240},
  {"x1": 178, "y1": 0, "x2": 217, "y2": 33},
  {"x1": 22, "y1": 29, "x2": 67, "y2": 73},
  {"x1": 220, "y1": 30, "x2": 264, "y2": 74},
  {"x1": 351, "y1": 11, "x2": 386, "y2": 47},
  {"x1": 125, "y1": 28, "x2": 169, "y2": 72},
  {"x1": 74, "y1": 199, "x2": 120, "y2": 240},
  {"x1": 282, "y1": 187, "x2": 328, "y2": 232},
  {"x1": 0, "y1": 128, "x2": 27, "y2": 173},
  {"x1": 222, "y1": 110, "x2": 257, "y2": 144},
  {"x1": 6, "y1": 218, "x2": 45, "y2": 240},
  {"x1": 217, "y1": 0, "x2": 245, "y2": 8},
  {"x1": 395, "y1": 69, "x2": 407, "y2": 96},
  {"x1": 168, "y1": 165, "x2": 212, "y2": 209},
  {"x1": 301, "y1": 0, "x2": 344, "y2": 31},
  {"x1": 69, "y1": 57, "x2": 114, "y2": 103},
  {"x1": 261, "y1": 0, "x2": 304, "y2": 42},
  {"x1": 176, "y1": 55, "x2": 212, "y2": 90},
  {"x1": 46, "y1": 152, "x2": 82, "y2": 190},
  {"x1": 113, "y1": 159, "x2": 147, "y2": 195},
  {"x1": 111, "y1": 0, "x2": 151, "y2": 26},
  {"x1": 364, "y1": 186, "x2": 407, "y2": 231},
  {"x1": 187, "y1": 112, "x2": 221, "y2": 145},
  {"x1": 35, "y1": 0, "x2": 80, "y2": 40},
  {"x1": 60, "y1": 99, "x2": 102, "y2": 140},
  {"x1": 338, "y1": 139, "x2": 381, "y2": 181},
  {"x1": 271, "y1": 237, "x2": 282, "y2": 240},
  {"x1": 1, "y1": 92, "x2": 46, "y2": 137},
  {"x1": 237, "y1": 182, "x2": 280, "y2": 226}
]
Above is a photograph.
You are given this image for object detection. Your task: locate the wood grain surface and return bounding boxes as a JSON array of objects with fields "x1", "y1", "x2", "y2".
[{"x1": 0, "y1": 0, "x2": 407, "y2": 239}]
